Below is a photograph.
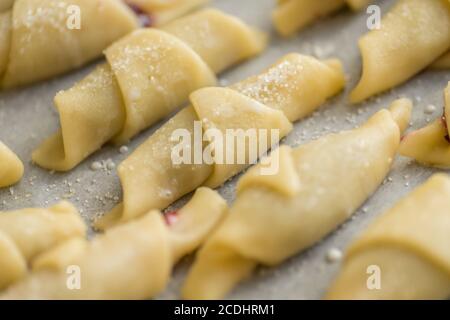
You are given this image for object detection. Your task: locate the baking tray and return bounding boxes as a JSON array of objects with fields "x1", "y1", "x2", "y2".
[{"x1": 0, "y1": 0, "x2": 449, "y2": 300}]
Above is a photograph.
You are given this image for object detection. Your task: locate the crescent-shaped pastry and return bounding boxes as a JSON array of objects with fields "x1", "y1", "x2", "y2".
[
  {"x1": 432, "y1": 50, "x2": 450, "y2": 69},
  {"x1": 350, "y1": 0, "x2": 450, "y2": 103},
  {"x1": 0, "y1": 188, "x2": 227, "y2": 299},
  {"x1": 272, "y1": 0, "x2": 371, "y2": 37},
  {"x1": 94, "y1": 53, "x2": 346, "y2": 230},
  {"x1": 126, "y1": 0, "x2": 209, "y2": 26},
  {"x1": 32, "y1": 8, "x2": 267, "y2": 172},
  {"x1": 326, "y1": 174, "x2": 450, "y2": 300},
  {"x1": 0, "y1": 0, "x2": 139, "y2": 89},
  {"x1": 181, "y1": 99, "x2": 412, "y2": 299},
  {"x1": 0, "y1": 141, "x2": 24, "y2": 187},
  {"x1": 0, "y1": 201, "x2": 86, "y2": 290},
  {"x1": 400, "y1": 82, "x2": 450, "y2": 168}
]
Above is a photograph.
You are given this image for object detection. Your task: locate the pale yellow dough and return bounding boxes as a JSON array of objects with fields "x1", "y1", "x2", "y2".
[
  {"x1": 326, "y1": 174, "x2": 450, "y2": 299},
  {"x1": 350, "y1": 0, "x2": 450, "y2": 103},
  {"x1": 400, "y1": 82, "x2": 450, "y2": 168},
  {"x1": 0, "y1": 141, "x2": 23, "y2": 187},
  {"x1": 182, "y1": 99, "x2": 412, "y2": 299},
  {"x1": 0, "y1": 188, "x2": 227, "y2": 299},
  {"x1": 94, "y1": 54, "x2": 345, "y2": 230},
  {"x1": 0, "y1": 201, "x2": 86, "y2": 290},
  {"x1": 272, "y1": 0, "x2": 371, "y2": 37},
  {"x1": 0, "y1": 0, "x2": 139, "y2": 88},
  {"x1": 32, "y1": 9, "x2": 267, "y2": 172},
  {"x1": 432, "y1": 50, "x2": 450, "y2": 69},
  {"x1": 127, "y1": 0, "x2": 209, "y2": 26}
]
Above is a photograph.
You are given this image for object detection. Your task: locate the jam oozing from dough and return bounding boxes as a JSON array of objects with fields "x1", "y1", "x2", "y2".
[
  {"x1": 441, "y1": 113, "x2": 450, "y2": 143},
  {"x1": 164, "y1": 210, "x2": 179, "y2": 226},
  {"x1": 124, "y1": 1, "x2": 154, "y2": 27}
]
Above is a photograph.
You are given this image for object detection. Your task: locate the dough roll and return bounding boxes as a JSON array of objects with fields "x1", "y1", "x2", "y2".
[
  {"x1": 0, "y1": 0, "x2": 139, "y2": 88},
  {"x1": 0, "y1": 141, "x2": 23, "y2": 187},
  {"x1": 0, "y1": 188, "x2": 227, "y2": 299},
  {"x1": 182, "y1": 99, "x2": 412, "y2": 299},
  {"x1": 94, "y1": 53, "x2": 345, "y2": 230},
  {"x1": 350, "y1": 0, "x2": 450, "y2": 103},
  {"x1": 32, "y1": 8, "x2": 267, "y2": 171},
  {"x1": 326, "y1": 174, "x2": 450, "y2": 300},
  {"x1": 0, "y1": 201, "x2": 86, "y2": 290}
]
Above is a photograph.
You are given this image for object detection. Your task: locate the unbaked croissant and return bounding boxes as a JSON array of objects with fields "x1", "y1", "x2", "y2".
[
  {"x1": 94, "y1": 53, "x2": 345, "y2": 230},
  {"x1": 0, "y1": 188, "x2": 227, "y2": 299},
  {"x1": 182, "y1": 99, "x2": 412, "y2": 299},
  {"x1": 326, "y1": 174, "x2": 450, "y2": 300},
  {"x1": 0, "y1": 0, "x2": 139, "y2": 89},
  {"x1": 400, "y1": 82, "x2": 450, "y2": 167},
  {"x1": 350, "y1": 0, "x2": 450, "y2": 103},
  {"x1": 0, "y1": 141, "x2": 23, "y2": 187},
  {"x1": 272, "y1": 0, "x2": 372, "y2": 37},
  {"x1": 32, "y1": 8, "x2": 267, "y2": 171},
  {"x1": 0, "y1": 201, "x2": 86, "y2": 290}
]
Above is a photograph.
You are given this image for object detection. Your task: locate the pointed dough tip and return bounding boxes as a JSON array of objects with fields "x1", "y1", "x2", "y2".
[{"x1": 388, "y1": 98, "x2": 413, "y2": 133}]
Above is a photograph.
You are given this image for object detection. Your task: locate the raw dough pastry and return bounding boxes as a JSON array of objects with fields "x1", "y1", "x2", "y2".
[
  {"x1": 0, "y1": 188, "x2": 227, "y2": 299},
  {"x1": 350, "y1": 0, "x2": 450, "y2": 103},
  {"x1": 272, "y1": 0, "x2": 371, "y2": 37},
  {"x1": 400, "y1": 82, "x2": 450, "y2": 167},
  {"x1": 94, "y1": 53, "x2": 345, "y2": 230},
  {"x1": 326, "y1": 174, "x2": 450, "y2": 300},
  {"x1": 182, "y1": 99, "x2": 412, "y2": 299},
  {"x1": 126, "y1": 0, "x2": 208, "y2": 26},
  {"x1": 432, "y1": 50, "x2": 450, "y2": 69},
  {"x1": 0, "y1": 201, "x2": 86, "y2": 290},
  {"x1": 0, "y1": 141, "x2": 23, "y2": 187},
  {"x1": 0, "y1": 0, "x2": 139, "y2": 89},
  {"x1": 32, "y1": 8, "x2": 267, "y2": 171}
]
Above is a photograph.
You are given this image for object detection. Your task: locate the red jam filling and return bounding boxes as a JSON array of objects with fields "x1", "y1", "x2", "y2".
[
  {"x1": 124, "y1": 1, "x2": 154, "y2": 27},
  {"x1": 442, "y1": 114, "x2": 450, "y2": 143},
  {"x1": 164, "y1": 210, "x2": 179, "y2": 226}
]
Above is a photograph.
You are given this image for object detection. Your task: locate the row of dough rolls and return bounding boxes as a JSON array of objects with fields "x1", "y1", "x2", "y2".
[
  {"x1": 181, "y1": 98, "x2": 412, "y2": 299},
  {"x1": 0, "y1": 0, "x2": 209, "y2": 88},
  {"x1": 32, "y1": 8, "x2": 267, "y2": 171},
  {"x1": 327, "y1": 173, "x2": 450, "y2": 299},
  {"x1": 3, "y1": 105, "x2": 448, "y2": 299},
  {"x1": 0, "y1": 187, "x2": 227, "y2": 299},
  {"x1": 94, "y1": 53, "x2": 346, "y2": 230},
  {"x1": 0, "y1": 141, "x2": 23, "y2": 187}
]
